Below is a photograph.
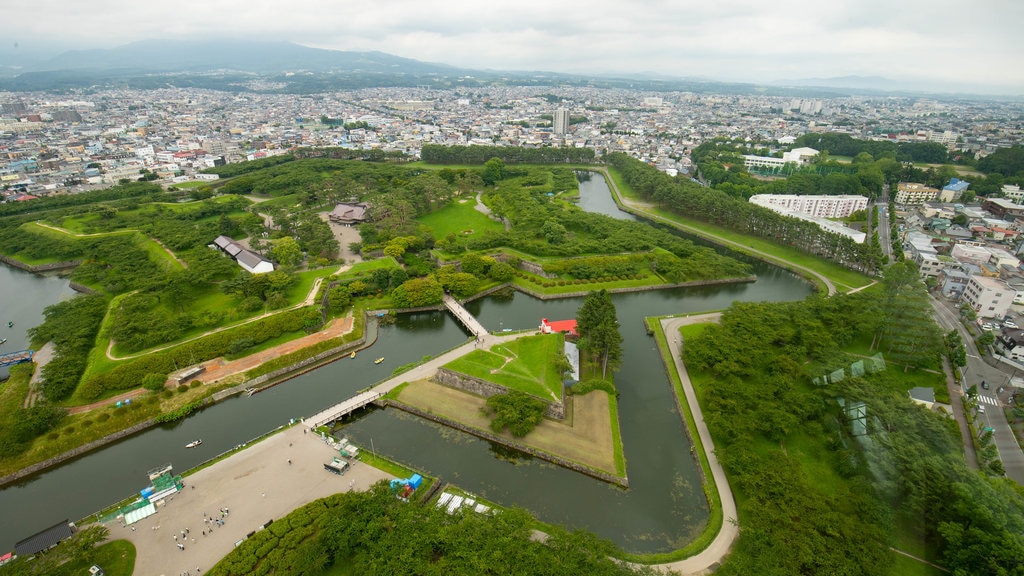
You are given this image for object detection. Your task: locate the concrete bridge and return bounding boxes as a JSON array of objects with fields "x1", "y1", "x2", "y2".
[
  {"x1": 305, "y1": 389, "x2": 384, "y2": 429},
  {"x1": 303, "y1": 330, "x2": 525, "y2": 430},
  {"x1": 442, "y1": 294, "x2": 489, "y2": 339}
]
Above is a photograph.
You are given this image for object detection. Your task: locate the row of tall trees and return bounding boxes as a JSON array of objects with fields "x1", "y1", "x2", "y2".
[
  {"x1": 576, "y1": 290, "x2": 622, "y2": 379},
  {"x1": 421, "y1": 143, "x2": 596, "y2": 165},
  {"x1": 606, "y1": 153, "x2": 877, "y2": 274}
]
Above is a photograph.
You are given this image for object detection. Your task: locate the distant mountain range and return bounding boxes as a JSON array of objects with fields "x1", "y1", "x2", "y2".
[
  {"x1": 0, "y1": 39, "x2": 1014, "y2": 100},
  {"x1": 7, "y1": 39, "x2": 463, "y2": 76}
]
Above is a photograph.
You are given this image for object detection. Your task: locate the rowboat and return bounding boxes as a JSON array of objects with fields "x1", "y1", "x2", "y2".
[
  {"x1": 374, "y1": 357, "x2": 384, "y2": 364},
  {"x1": 350, "y1": 351, "x2": 356, "y2": 359},
  {"x1": 185, "y1": 439, "x2": 202, "y2": 448}
]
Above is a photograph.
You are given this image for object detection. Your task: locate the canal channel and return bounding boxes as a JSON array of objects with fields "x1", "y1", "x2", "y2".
[{"x1": 0, "y1": 174, "x2": 812, "y2": 554}]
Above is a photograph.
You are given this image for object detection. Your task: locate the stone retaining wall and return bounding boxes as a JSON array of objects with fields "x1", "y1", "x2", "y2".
[
  {"x1": 68, "y1": 282, "x2": 99, "y2": 295},
  {"x1": 433, "y1": 367, "x2": 565, "y2": 419},
  {"x1": 0, "y1": 419, "x2": 156, "y2": 488},
  {"x1": 0, "y1": 255, "x2": 81, "y2": 273},
  {"x1": 384, "y1": 399, "x2": 627, "y2": 488}
]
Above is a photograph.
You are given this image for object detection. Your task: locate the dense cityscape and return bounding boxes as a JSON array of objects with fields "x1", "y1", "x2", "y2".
[{"x1": 3, "y1": 86, "x2": 1023, "y2": 197}]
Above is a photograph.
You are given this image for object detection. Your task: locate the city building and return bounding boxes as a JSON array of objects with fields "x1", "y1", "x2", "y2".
[
  {"x1": 742, "y1": 147, "x2": 819, "y2": 170},
  {"x1": 982, "y1": 197, "x2": 1024, "y2": 220},
  {"x1": 895, "y1": 183, "x2": 939, "y2": 205},
  {"x1": 961, "y1": 275, "x2": 1015, "y2": 319},
  {"x1": 1002, "y1": 184, "x2": 1023, "y2": 203},
  {"x1": 552, "y1": 109, "x2": 569, "y2": 135},
  {"x1": 749, "y1": 194, "x2": 868, "y2": 219},
  {"x1": 940, "y1": 178, "x2": 970, "y2": 202}
]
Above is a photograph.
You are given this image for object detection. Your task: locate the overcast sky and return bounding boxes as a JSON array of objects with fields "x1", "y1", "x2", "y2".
[{"x1": 3, "y1": 0, "x2": 1023, "y2": 93}]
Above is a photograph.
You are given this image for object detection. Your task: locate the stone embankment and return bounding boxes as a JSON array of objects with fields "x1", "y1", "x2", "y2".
[
  {"x1": 433, "y1": 367, "x2": 565, "y2": 419},
  {"x1": 382, "y1": 399, "x2": 628, "y2": 488}
]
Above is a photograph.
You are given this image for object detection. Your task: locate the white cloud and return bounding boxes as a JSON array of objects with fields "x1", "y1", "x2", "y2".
[{"x1": 1, "y1": 0, "x2": 1022, "y2": 92}]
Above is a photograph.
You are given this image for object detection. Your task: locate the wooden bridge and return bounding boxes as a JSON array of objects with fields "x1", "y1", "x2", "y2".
[
  {"x1": 0, "y1": 349, "x2": 33, "y2": 368},
  {"x1": 442, "y1": 294, "x2": 489, "y2": 339}
]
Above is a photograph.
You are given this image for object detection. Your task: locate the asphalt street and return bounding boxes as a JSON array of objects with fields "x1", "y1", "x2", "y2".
[{"x1": 930, "y1": 295, "x2": 1024, "y2": 483}]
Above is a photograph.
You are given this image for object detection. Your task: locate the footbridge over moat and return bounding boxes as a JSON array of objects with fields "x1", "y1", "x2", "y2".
[{"x1": 442, "y1": 294, "x2": 488, "y2": 339}]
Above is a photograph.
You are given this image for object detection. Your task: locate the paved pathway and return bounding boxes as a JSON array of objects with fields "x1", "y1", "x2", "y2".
[
  {"x1": 303, "y1": 329, "x2": 525, "y2": 429},
  {"x1": 650, "y1": 313, "x2": 738, "y2": 575}
]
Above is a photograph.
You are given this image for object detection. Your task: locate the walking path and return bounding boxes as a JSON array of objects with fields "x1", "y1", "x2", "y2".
[
  {"x1": 303, "y1": 329, "x2": 525, "y2": 430},
  {"x1": 652, "y1": 313, "x2": 738, "y2": 575}
]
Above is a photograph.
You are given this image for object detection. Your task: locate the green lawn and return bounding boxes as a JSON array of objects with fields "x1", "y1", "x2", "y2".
[
  {"x1": 417, "y1": 198, "x2": 504, "y2": 239},
  {"x1": 52, "y1": 539, "x2": 136, "y2": 576},
  {"x1": 444, "y1": 334, "x2": 564, "y2": 401}
]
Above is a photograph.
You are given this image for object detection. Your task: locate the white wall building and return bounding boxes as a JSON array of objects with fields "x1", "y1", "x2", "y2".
[
  {"x1": 749, "y1": 194, "x2": 868, "y2": 219},
  {"x1": 961, "y1": 275, "x2": 1015, "y2": 319},
  {"x1": 1003, "y1": 184, "x2": 1024, "y2": 203},
  {"x1": 751, "y1": 203, "x2": 866, "y2": 243},
  {"x1": 895, "y1": 182, "x2": 939, "y2": 205},
  {"x1": 742, "y1": 147, "x2": 819, "y2": 170}
]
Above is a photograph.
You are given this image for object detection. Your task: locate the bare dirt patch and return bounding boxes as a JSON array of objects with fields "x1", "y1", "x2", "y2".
[{"x1": 395, "y1": 380, "x2": 615, "y2": 474}]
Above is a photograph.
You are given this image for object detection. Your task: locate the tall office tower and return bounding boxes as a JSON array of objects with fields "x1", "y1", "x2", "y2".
[{"x1": 553, "y1": 108, "x2": 569, "y2": 135}]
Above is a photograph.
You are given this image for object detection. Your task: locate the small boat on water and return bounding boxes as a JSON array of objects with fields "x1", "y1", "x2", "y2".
[
  {"x1": 374, "y1": 357, "x2": 384, "y2": 364},
  {"x1": 185, "y1": 439, "x2": 202, "y2": 448},
  {"x1": 0, "y1": 338, "x2": 6, "y2": 345},
  {"x1": 350, "y1": 351, "x2": 356, "y2": 359}
]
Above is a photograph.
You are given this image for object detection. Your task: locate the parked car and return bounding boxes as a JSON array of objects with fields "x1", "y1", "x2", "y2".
[
  {"x1": 1006, "y1": 320, "x2": 1018, "y2": 329},
  {"x1": 982, "y1": 323, "x2": 995, "y2": 331}
]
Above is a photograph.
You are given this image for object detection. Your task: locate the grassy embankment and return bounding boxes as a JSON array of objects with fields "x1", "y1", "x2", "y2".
[{"x1": 602, "y1": 168, "x2": 874, "y2": 294}]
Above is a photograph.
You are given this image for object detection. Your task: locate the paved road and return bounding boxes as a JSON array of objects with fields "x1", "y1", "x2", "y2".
[{"x1": 930, "y1": 296, "x2": 1024, "y2": 483}]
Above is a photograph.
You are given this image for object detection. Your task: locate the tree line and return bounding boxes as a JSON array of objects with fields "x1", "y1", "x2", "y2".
[
  {"x1": 421, "y1": 143, "x2": 596, "y2": 165},
  {"x1": 606, "y1": 153, "x2": 879, "y2": 274},
  {"x1": 682, "y1": 274, "x2": 1024, "y2": 575}
]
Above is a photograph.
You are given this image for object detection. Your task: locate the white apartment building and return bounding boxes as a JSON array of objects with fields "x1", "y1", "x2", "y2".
[
  {"x1": 749, "y1": 194, "x2": 868, "y2": 219},
  {"x1": 895, "y1": 182, "x2": 939, "y2": 204},
  {"x1": 1003, "y1": 184, "x2": 1024, "y2": 203},
  {"x1": 961, "y1": 275, "x2": 1015, "y2": 319},
  {"x1": 904, "y1": 231, "x2": 942, "y2": 278},
  {"x1": 742, "y1": 147, "x2": 819, "y2": 170}
]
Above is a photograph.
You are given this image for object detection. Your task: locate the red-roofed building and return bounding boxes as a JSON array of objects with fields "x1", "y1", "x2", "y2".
[{"x1": 540, "y1": 318, "x2": 577, "y2": 337}]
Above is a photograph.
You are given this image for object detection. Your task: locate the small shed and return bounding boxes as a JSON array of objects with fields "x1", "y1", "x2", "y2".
[
  {"x1": 908, "y1": 387, "x2": 936, "y2": 410},
  {"x1": 540, "y1": 318, "x2": 578, "y2": 338}
]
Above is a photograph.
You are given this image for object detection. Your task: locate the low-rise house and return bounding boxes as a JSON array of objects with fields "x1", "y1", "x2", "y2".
[
  {"x1": 212, "y1": 235, "x2": 275, "y2": 274},
  {"x1": 995, "y1": 329, "x2": 1024, "y2": 363}
]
